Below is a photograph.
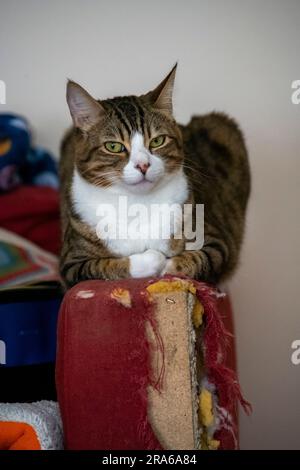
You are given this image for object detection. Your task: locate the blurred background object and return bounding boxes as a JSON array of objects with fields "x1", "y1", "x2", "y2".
[{"x1": 0, "y1": 114, "x2": 58, "y2": 191}]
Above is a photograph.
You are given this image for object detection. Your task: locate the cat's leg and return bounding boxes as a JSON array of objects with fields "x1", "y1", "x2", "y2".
[
  {"x1": 162, "y1": 240, "x2": 229, "y2": 284},
  {"x1": 60, "y1": 249, "x2": 166, "y2": 288},
  {"x1": 60, "y1": 256, "x2": 130, "y2": 288}
]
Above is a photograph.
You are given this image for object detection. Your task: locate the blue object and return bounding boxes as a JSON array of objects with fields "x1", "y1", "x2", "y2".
[
  {"x1": 0, "y1": 297, "x2": 61, "y2": 367},
  {"x1": 0, "y1": 113, "x2": 58, "y2": 191}
]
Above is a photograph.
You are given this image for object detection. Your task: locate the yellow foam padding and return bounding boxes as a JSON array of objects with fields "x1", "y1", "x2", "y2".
[
  {"x1": 199, "y1": 389, "x2": 220, "y2": 448},
  {"x1": 147, "y1": 279, "x2": 203, "y2": 328},
  {"x1": 192, "y1": 299, "x2": 204, "y2": 328},
  {"x1": 147, "y1": 279, "x2": 197, "y2": 295},
  {"x1": 207, "y1": 438, "x2": 220, "y2": 450},
  {"x1": 0, "y1": 139, "x2": 12, "y2": 156},
  {"x1": 110, "y1": 288, "x2": 132, "y2": 308},
  {"x1": 200, "y1": 431, "x2": 220, "y2": 450},
  {"x1": 199, "y1": 388, "x2": 214, "y2": 428}
]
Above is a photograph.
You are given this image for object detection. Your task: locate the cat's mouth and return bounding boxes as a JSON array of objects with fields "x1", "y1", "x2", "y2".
[
  {"x1": 131, "y1": 179, "x2": 154, "y2": 187},
  {"x1": 124, "y1": 178, "x2": 155, "y2": 191},
  {"x1": 132, "y1": 174, "x2": 153, "y2": 184},
  {"x1": 121, "y1": 174, "x2": 160, "y2": 192}
]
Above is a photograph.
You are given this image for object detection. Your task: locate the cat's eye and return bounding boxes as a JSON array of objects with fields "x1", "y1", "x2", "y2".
[
  {"x1": 105, "y1": 141, "x2": 126, "y2": 153},
  {"x1": 149, "y1": 135, "x2": 166, "y2": 149}
]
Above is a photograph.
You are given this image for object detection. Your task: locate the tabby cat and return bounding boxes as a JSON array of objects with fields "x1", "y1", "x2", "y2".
[{"x1": 59, "y1": 65, "x2": 250, "y2": 288}]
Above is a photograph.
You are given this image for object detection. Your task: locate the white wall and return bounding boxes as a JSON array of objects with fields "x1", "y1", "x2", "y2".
[{"x1": 1, "y1": 0, "x2": 299, "y2": 449}]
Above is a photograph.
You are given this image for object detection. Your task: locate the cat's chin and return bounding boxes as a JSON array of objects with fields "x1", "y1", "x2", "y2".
[
  {"x1": 121, "y1": 179, "x2": 159, "y2": 194},
  {"x1": 126, "y1": 181, "x2": 156, "y2": 194}
]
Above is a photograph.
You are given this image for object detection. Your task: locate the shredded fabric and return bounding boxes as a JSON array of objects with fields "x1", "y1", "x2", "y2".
[{"x1": 56, "y1": 276, "x2": 250, "y2": 450}]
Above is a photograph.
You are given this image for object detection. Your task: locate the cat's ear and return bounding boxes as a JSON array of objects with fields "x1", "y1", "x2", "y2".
[
  {"x1": 66, "y1": 80, "x2": 105, "y2": 131},
  {"x1": 145, "y1": 64, "x2": 177, "y2": 114}
]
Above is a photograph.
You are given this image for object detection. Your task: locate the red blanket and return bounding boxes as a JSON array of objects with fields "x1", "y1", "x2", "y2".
[{"x1": 0, "y1": 186, "x2": 60, "y2": 255}]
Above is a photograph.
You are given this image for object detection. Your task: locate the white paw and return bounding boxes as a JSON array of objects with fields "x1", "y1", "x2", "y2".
[
  {"x1": 161, "y1": 258, "x2": 176, "y2": 276},
  {"x1": 129, "y1": 249, "x2": 166, "y2": 278}
]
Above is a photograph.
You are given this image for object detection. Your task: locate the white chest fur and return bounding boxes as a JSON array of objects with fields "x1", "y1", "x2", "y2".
[{"x1": 71, "y1": 169, "x2": 189, "y2": 257}]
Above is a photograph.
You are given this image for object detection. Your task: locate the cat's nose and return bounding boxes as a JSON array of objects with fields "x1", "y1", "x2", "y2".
[{"x1": 135, "y1": 162, "x2": 150, "y2": 174}]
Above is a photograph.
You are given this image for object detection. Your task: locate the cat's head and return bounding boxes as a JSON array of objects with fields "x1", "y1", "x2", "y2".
[{"x1": 66, "y1": 65, "x2": 184, "y2": 194}]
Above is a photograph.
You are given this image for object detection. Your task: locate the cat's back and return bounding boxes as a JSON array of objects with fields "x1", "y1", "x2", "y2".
[
  {"x1": 59, "y1": 127, "x2": 77, "y2": 234},
  {"x1": 59, "y1": 127, "x2": 76, "y2": 190},
  {"x1": 181, "y1": 112, "x2": 250, "y2": 209}
]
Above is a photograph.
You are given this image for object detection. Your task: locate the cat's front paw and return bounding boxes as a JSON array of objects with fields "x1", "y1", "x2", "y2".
[
  {"x1": 161, "y1": 258, "x2": 179, "y2": 276},
  {"x1": 129, "y1": 249, "x2": 166, "y2": 278},
  {"x1": 161, "y1": 256, "x2": 196, "y2": 277}
]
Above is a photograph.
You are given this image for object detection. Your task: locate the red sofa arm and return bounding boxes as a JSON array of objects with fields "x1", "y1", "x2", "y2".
[{"x1": 56, "y1": 278, "x2": 247, "y2": 450}]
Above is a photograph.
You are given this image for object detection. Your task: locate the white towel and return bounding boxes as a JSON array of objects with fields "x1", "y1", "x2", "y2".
[{"x1": 0, "y1": 400, "x2": 63, "y2": 450}]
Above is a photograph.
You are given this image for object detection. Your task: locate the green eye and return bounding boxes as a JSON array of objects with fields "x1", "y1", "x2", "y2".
[
  {"x1": 105, "y1": 141, "x2": 125, "y2": 153},
  {"x1": 150, "y1": 135, "x2": 166, "y2": 149}
]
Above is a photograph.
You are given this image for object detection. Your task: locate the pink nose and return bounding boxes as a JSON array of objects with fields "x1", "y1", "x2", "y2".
[{"x1": 135, "y1": 162, "x2": 150, "y2": 175}]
